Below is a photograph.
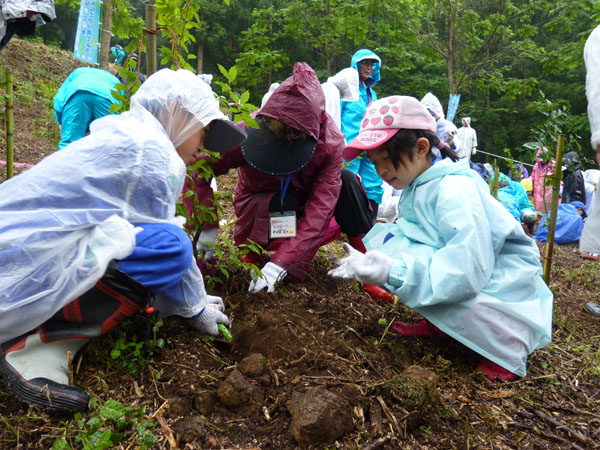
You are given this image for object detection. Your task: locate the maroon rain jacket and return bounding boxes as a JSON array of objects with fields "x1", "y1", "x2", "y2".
[{"x1": 185, "y1": 62, "x2": 345, "y2": 280}]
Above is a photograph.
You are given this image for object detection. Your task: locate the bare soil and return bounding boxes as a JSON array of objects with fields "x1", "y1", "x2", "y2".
[{"x1": 1, "y1": 38, "x2": 600, "y2": 450}]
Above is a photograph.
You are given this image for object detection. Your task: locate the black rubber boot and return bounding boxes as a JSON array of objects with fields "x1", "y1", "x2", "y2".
[{"x1": 0, "y1": 261, "x2": 149, "y2": 414}]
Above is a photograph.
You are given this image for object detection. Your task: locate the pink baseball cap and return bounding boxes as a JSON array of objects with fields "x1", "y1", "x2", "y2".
[{"x1": 343, "y1": 95, "x2": 437, "y2": 161}]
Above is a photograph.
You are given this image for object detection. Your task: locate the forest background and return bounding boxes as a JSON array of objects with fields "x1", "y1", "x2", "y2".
[{"x1": 27, "y1": 0, "x2": 600, "y2": 170}]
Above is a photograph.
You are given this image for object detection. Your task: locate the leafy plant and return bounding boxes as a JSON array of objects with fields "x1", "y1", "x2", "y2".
[
  {"x1": 33, "y1": 78, "x2": 60, "y2": 145},
  {"x1": 201, "y1": 236, "x2": 263, "y2": 290},
  {"x1": 52, "y1": 398, "x2": 156, "y2": 449},
  {"x1": 109, "y1": 59, "x2": 144, "y2": 115},
  {"x1": 107, "y1": 316, "x2": 164, "y2": 374},
  {"x1": 523, "y1": 90, "x2": 584, "y2": 161}
]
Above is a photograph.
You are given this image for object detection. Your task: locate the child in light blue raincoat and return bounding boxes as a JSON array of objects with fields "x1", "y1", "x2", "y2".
[{"x1": 329, "y1": 95, "x2": 553, "y2": 381}]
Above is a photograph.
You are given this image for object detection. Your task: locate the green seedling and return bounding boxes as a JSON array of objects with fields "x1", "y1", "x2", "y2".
[{"x1": 218, "y1": 323, "x2": 232, "y2": 342}]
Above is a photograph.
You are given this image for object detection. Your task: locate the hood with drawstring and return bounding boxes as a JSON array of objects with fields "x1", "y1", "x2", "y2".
[{"x1": 350, "y1": 48, "x2": 382, "y2": 85}]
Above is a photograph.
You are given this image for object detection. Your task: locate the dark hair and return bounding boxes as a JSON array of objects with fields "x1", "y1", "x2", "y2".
[
  {"x1": 384, "y1": 129, "x2": 458, "y2": 169},
  {"x1": 259, "y1": 116, "x2": 308, "y2": 143}
]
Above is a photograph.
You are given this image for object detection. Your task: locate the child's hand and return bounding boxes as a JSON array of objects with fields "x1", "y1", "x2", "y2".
[
  {"x1": 328, "y1": 243, "x2": 393, "y2": 286},
  {"x1": 248, "y1": 262, "x2": 287, "y2": 293},
  {"x1": 186, "y1": 295, "x2": 229, "y2": 336}
]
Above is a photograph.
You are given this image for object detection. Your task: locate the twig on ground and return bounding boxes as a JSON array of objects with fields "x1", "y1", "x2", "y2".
[
  {"x1": 376, "y1": 396, "x2": 404, "y2": 435},
  {"x1": 362, "y1": 433, "x2": 392, "y2": 450},
  {"x1": 508, "y1": 421, "x2": 534, "y2": 431},
  {"x1": 155, "y1": 411, "x2": 177, "y2": 448},
  {"x1": 533, "y1": 409, "x2": 591, "y2": 445}
]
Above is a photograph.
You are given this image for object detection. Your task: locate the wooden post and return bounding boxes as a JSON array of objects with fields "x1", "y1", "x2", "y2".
[
  {"x1": 99, "y1": 0, "x2": 112, "y2": 70},
  {"x1": 492, "y1": 164, "x2": 500, "y2": 199},
  {"x1": 542, "y1": 134, "x2": 565, "y2": 285},
  {"x1": 6, "y1": 73, "x2": 13, "y2": 179},
  {"x1": 145, "y1": 5, "x2": 157, "y2": 75}
]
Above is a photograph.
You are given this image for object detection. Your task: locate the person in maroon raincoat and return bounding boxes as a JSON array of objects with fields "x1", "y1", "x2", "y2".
[{"x1": 184, "y1": 62, "x2": 394, "y2": 301}]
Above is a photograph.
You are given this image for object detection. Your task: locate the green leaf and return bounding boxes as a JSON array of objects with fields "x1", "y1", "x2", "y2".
[{"x1": 101, "y1": 399, "x2": 126, "y2": 420}]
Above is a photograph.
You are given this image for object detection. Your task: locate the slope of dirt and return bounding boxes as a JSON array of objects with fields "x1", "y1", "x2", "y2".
[{"x1": 1, "y1": 38, "x2": 600, "y2": 450}]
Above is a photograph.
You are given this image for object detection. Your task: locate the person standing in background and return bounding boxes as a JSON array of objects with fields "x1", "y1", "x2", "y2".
[
  {"x1": 341, "y1": 49, "x2": 384, "y2": 223},
  {"x1": 457, "y1": 117, "x2": 477, "y2": 160}
]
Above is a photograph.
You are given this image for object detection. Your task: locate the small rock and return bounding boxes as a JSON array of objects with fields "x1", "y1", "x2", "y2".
[
  {"x1": 256, "y1": 374, "x2": 271, "y2": 386},
  {"x1": 256, "y1": 313, "x2": 273, "y2": 329},
  {"x1": 204, "y1": 435, "x2": 219, "y2": 448},
  {"x1": 402, "y1": 365, "x2": 438, "y2": 385},
  {"x1": 239, "y1": 353, "x2": 266, "y2": 377},
  {"x1": 193, "y1": 391, "x2": 217, "y2": 416},
  {"x1": 165, "y1": 396, "x2": 192, "y2": 419},
  {"x1": 287, "y1": 386, "x2": 354, "y2": 446},
  {"x1": 174, "y1": 415, "x2": 206, "y2": 446},
  {"x1": 217, "y1": 369, "x2": 264, "y2": 414}
]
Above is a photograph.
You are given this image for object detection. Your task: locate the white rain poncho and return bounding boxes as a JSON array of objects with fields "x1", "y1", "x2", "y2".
[
  {"x1": 0, "y1": 0, "x2": 55, "y2": 46},
  {"x1": 580, "y1": 25, "x2": 600, "y2": 254},
  {"x1": 321, "y1": 67, "x2": 359, "y2": 131},
  {"x1": 421, "y1": 92, "x2": 462, "y2": 154},
  {"x1": 456, "y1": 117, "x2": 477, "y2": 160},
  {"x1": 260, "y1": 82, "x2": 281, "y2": 108},
  {"x1": 363, "y1": 158, "x2": 553, "y2": 377},
  {"x1": 0, "y1": 68, "x2": 227, "y2": 344}
]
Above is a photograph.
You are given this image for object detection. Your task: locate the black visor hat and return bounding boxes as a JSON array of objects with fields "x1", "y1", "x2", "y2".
[
  {"x1": 241, "y1": 119, "x2": 317, "y2": 176},
  {"x1": 204, "y1": 119, "x2": 248, "y2": 153}
]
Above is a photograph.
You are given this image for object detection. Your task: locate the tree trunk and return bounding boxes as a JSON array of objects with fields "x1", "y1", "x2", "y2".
[
  {"x1": 145, "y1": 5, "x2": 157, "y2": 75},
  {"x1": 197, "y1": 41, "x2": 204, "y2": 74},
  {"x1": 99, "y1": 0, "x2": 112, "y2": 70}
]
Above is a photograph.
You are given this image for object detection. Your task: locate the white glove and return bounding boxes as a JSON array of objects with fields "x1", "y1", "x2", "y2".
[
  {"x1": 196, "y1": 227, "x2": 218, "y2": 262},
  {"x1": 248, "y1": 262, "x2": 287, "y2": 293},
  {"x1": 328, "y1": 243, "x2": 393, "y2": 286},
  {"x1": 472, "y1": 147, "x2": 477, "y2": 155},
  {"x1": 186, "y1": 295, "x2": 229, "y2": 336}
]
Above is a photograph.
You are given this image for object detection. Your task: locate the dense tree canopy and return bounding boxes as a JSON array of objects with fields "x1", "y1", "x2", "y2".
[{"x1": 40, "y1": 0, "x2": 600, "y2": 168}]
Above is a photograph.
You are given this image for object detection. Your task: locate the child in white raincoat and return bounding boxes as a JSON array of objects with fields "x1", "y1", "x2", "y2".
[
  {"x1": 0, "y1": 68, "x2": 246, "y2": 413},
  {"x1": 329, "y1": 95, "x2": 553, "y2": 381}
]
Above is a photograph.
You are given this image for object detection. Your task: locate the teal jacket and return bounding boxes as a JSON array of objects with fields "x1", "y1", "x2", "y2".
[
  {"x1": 364, "y1": 158, "x2": 553, "y2": 377},
  {"x1": 53, "y1": 68, "x2": 119, "y2": 125},
  {"x1": 341, "y1": 49, "x2": 384, "y2": 204}
]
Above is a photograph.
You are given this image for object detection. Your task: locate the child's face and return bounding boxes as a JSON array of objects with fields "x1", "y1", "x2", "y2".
[
  {"x1": 368, "y1": 138, "x2": 431, "y2": 190},
  {"x1": 176, "y1": 124, "x2": 211, "y2": 165}
]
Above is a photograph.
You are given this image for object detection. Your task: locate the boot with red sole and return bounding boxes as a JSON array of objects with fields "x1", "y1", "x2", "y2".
[
  {"x1": 362, "y1": 284, "x2": 396, "y2": 302},
  {"x1": 390, "y1": 318, "x2": 449, "y2": 338},
  {"x1": 476, "y1": 358, "x2": 518, "y2": 382}
]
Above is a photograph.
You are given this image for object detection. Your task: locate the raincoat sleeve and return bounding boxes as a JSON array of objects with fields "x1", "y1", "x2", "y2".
[
  {"x1": 382, "y1": 176, "x2": 497, "y2": 307},
  {"x1": 270, "y1": 117, "x2": 344, "y2": 273},
  {"x1": 585, "y1": 25, "x2": 600, "y2": 151}
]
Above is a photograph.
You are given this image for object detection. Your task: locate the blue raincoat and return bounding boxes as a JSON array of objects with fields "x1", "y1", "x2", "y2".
[
  {"x1": 53, "y1": 67, "x2": 120, "y2": 149},
  {"x1": 341, "y1": 49, "x2": 384, "y2": 204},
  {"x1": 364, "y1": 158, "x2": 553, "y2": 377},
  {"x1": 535, "y1": 203, "x2": 583, "y2": 244}
]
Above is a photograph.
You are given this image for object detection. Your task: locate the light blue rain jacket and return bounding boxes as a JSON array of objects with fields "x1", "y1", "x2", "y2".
[
  {"x1": 54, "y1": 68, "x2": 119, "y2": 125},
  {"x1": 54, "y1": 68, "x2": 120, "y2": 148},
  {"x1": 364, "y1": 158, "x2": 553, "y2": 377},
  {"x1": 489, "y1": 172, "x2": 535, "y2": 216},
  {"x1": 341, "y1": 49, "x2": 384, "y2": 204}
]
